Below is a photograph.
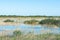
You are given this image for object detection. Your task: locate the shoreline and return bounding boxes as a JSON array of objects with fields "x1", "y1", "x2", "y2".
[
  {"x1": 40, "y1": 24, "x2": 59, "y2": 28},
  {"x1": 0, "y1": 22, "x2": 20, "y2": 26},
  {"x1": 0, "y1": 22, "x2": 59, "y2": 29},
  {"x1": 24, "y1": 23, "x2": 59, "y2": 28}
]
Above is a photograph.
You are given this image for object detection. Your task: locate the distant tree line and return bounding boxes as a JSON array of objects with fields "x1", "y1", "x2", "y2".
[{"x1": 0, "y1": 15, "x2": 60, "y2": 18}]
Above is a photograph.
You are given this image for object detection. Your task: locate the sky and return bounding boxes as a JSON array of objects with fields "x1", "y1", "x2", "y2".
[{"x1": 0, "y1": 0, "x2": 60, "y2": 16}]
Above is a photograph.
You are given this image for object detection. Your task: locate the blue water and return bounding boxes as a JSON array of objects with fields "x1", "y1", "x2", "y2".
[{"x1": 0, "y1": 24, "x2": 60, "y2": 34}]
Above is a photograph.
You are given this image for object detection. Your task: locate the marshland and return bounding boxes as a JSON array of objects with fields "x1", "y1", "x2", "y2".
[{"x1": 0, "y1": 15, "x2": 60, "y2": 40}]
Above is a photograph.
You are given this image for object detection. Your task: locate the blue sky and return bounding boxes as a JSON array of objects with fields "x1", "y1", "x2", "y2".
[{"x1": 0, "y1": 0, "x2": 60, "y2": 16}]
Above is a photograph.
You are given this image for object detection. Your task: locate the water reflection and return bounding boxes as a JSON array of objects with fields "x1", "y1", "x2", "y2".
[{"x1": 0, "y1": 24, "x2": 60, "y2": 35}]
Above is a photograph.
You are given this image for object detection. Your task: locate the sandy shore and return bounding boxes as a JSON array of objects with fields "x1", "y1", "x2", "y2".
[{"x1": 0, "y1": 22, "x2": 20, "y2": 26}]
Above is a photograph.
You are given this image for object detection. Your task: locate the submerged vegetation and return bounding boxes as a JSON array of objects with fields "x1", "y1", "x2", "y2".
[{"x1": 13, "y1": 30, "x2": 22, "y2": 36}]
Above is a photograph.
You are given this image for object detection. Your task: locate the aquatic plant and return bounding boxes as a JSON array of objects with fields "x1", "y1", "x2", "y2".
[{"x1": 13, "y1": 30, "x2": 22, "y2": 36}]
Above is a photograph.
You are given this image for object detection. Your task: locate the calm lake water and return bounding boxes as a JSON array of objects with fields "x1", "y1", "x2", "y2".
[{"x1": 0, "y1": 24, "x2": 60, "y2": 35}]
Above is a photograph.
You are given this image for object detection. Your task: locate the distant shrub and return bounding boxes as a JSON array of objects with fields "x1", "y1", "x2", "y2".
[
  {"x1": 4, "y1": 19, "x2": 14, "y2": 22},
  {"x1": 24, "y1": 20, "x2": 39, "y2": 24}
]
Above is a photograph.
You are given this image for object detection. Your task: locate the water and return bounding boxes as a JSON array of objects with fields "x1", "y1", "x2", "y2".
[{"x1": 0, "y1": 24, "x2": 60, "y2": 35}]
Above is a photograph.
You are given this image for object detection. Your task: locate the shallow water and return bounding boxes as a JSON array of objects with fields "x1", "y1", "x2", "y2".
[{"x1": 0, "y1": 24, "x2": 60, "y2": 35}]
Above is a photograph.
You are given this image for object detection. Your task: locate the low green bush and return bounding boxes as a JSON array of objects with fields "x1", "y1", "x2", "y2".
[
  {"x1": 4, "y1": 19, "x2": 14, "y2": 22},
  {"x1": 39, "y1": 19, "x2": 60, "y2": 26},
  {"x1": 24, "y1": 20, "x2": 39, "y2": 24}
]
